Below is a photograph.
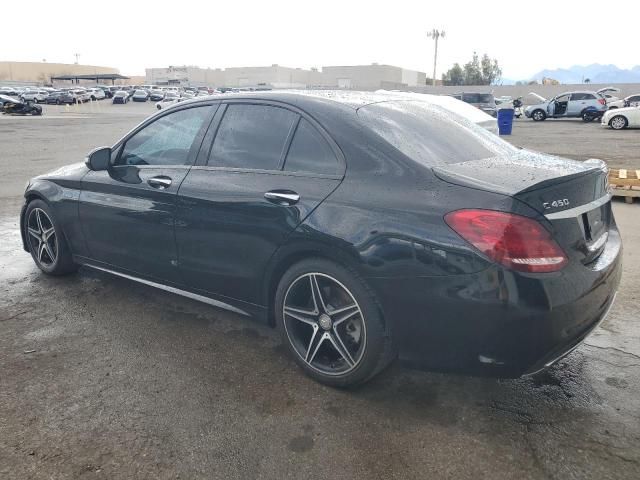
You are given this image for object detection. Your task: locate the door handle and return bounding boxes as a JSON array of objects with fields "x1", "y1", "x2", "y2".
[
  {"x1": 264, "y1": 190, "x2": 300, "y2": 205},
  {"x1": 147, "y1": 176, "x2": 172, "y2": 189}
]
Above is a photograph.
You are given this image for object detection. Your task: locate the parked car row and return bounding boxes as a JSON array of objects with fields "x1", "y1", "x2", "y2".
[
  {"x1": 0, "y1": 85, "x2": 113, "y2": 104},
  {"x1": 110, "y1": 85, "x2": 215, "y2": 106},
  {"x1": 524, "y1": 87, "x2": 621, "y2": 122},
  {"x1": 445, "y1": 87, "x2": 640, "y2": 130}
]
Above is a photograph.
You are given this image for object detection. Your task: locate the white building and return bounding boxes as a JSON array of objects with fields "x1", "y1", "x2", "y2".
[{"x1": 145, "y1": 63, "x2": 426, "y2": 90}]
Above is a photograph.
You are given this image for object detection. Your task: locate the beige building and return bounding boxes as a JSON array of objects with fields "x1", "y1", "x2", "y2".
[
  {"x1": 145, "y1": 63, "x2": 426, "y2": 90},
  {"x1": 0, "y1": 61, "x2": 119, "y2": 85},
  {"x1": 320, "y1": 64, "x2": 426, "y2": 89}
]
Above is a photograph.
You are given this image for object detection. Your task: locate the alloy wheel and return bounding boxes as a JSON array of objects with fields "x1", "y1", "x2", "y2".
[
  {"x1": 283, "y1": 273, "x2": 366, "y2": 376},
  {"x1": 26, "y1": 208, "x2": 58, "y2": 267},
  {"x1": 610, "y1": 116, "x2": 627, "y2": 130}
]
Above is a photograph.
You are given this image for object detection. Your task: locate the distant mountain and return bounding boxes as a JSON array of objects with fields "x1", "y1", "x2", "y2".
[{"x1": 530, "y1": 64, "x2": 640, "y2": 84}]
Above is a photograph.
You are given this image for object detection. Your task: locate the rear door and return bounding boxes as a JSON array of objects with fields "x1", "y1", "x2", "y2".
[
  {"x1": 568, "y1": 92, "x2": 594, "y2": 115},
  {"x1": 175, "y1": 101, "x2": 344, "y2": 306},
  {"x1": 79, "y1": 104, "x2": 215, "y2": 282}
]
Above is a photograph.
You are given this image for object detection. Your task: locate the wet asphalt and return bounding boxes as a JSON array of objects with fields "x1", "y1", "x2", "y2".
[{"x1": 0, "y1": 103, "x2": 639, "y2": 479}]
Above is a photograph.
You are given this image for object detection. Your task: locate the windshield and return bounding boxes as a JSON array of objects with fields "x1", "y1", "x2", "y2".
[{"x1": 357, "y1": 100, "x2": 515, "y2": 167}]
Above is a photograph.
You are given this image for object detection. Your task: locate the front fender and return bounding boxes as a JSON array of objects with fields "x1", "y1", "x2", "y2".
[{"x1": 22, "y1": 179, "x2": 87, "y2": 258}]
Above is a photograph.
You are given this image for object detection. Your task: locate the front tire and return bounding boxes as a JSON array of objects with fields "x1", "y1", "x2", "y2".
[
  {"x1": 531, "y1": 109, "x2": 546, "y2": 121},
  {"x1": 275, "y1": 258, "x2": 395, "y2": 387},
  {"x1": 24, "y1": 200, "x2": 78, "y2": 275},
  {"x1": 609, "y1": 115, "x2": 628, "y2": 130}
]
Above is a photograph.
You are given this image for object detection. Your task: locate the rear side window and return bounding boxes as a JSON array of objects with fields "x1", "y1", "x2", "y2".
[
  {"x1": 462, "y1": 93, "x2": 494, "y2": 104},
  {"x1": 208, "y1": 104, "x2": 296, "y2": 170},
  {"x1": 358, "y1": 100, "x2": 515, "y2": 167},
  {"x1": 118, "y1": 106, "x2": 211, "y2": 166},
  {"x1": 284, "y1": 119, "x2": 340, "y2": 175},
  {"x1": 571, "y1": 93, "x2": 596, "y2": 100}
]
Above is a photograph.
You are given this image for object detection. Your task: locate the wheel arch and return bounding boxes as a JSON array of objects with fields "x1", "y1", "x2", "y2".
[
  {"x1": 21, "y1": 192, "x2": 50, "y2": 251},
  {"x1": 531, "y1": 108, "x2": 546, "y2": 120},
  {"x1": 609, "y1": 114, "x2": 629, "y2": 129},
  {"x1": 262, "y1": 240, "x2": 377, "y2": 328}
]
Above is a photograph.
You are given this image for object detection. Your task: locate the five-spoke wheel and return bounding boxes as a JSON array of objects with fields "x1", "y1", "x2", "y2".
[
  {"x1": 27, "y1": 207, "x2": 58, "y2": 267},
  {"x1": 276, "y1": 259, "x2": 395, "y2": 387},
  {"x1": 24, "y1": 199, "x2": 77, "y2": 275},
  {"x1": 283, "y1": 273, "x2": 366, "y2": 376}
]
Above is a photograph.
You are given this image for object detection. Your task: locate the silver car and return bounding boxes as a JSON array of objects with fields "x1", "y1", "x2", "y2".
[
  {"x1": 20, "y1": 89, "x2": 49, "y2": 103},
  {"x1": 524, "y1": 87, "x2": 617, "y2": 122}
]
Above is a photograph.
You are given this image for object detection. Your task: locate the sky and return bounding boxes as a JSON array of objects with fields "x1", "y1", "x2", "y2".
[{"x1": 3, "y1": 0, "x2": 639, "y2": 80}]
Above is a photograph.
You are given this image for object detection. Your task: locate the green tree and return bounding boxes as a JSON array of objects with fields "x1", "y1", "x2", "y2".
[
  {"x1": 441, "y1": 63, "x2": 464, "y2": 86},
  {"x1": 441, "y1": 52, "x2": 502, "y2": 86},
  {"x1": 463, "y1": 52, "x2": 483, "y2": 85},
  {"x1": 480, "y1": 53, "x2": 502, "y2": 85}
]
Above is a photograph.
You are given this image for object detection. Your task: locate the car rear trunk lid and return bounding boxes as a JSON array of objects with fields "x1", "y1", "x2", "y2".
[{"x1": 433, "y1": 153, "x2": 611, "y2": 265}]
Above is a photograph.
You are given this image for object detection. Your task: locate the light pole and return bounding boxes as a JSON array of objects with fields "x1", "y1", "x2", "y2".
[{"x1": 427, "y1": 29, "x2": 445, "y2": 87}]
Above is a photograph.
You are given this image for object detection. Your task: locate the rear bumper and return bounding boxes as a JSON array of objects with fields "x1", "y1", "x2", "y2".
[{"x1": 367, "y1": 227, "x2": 622, "y2": 377}]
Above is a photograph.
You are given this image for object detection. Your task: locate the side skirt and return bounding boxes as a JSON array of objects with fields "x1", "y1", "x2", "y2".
[{"x1": 80, "y1": 261, "x2": 255, "y2": 319}]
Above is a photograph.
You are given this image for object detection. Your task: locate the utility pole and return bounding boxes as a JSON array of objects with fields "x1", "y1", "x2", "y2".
[
  {"x1": 74, "y1": 53, "x2": 80, "y2": 65},
  {"x1": 427, "y1": 29, "x2": 445, "y2": 87}
]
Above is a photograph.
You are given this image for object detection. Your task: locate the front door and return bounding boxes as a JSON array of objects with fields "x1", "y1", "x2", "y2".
[
  {"x1": 175, "y1": 102, "x2": 343, "y2": 307},
  {"x1": 79, "y1": 104, "x2": 215, "y2": 282},
  {"x1": 549, "y1": 93, "x2": 570, "y2": 117}
]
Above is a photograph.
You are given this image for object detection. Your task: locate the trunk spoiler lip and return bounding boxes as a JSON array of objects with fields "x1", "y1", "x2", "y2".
[{"x1": 432, "y1": 158, "x2": 601, "y2": 197}]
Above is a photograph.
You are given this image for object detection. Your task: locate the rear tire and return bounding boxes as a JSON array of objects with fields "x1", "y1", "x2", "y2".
[
  {"x1": 275, "y1": 258, "x2": 395, "y2": 387},
  {"x1": 531, "y1": 109, "x2": 546, "y2": 121},
  {"x1": 609, "y1": 115, "x2": 628, "y2": 130},
  {"x1": 24, "y1": 200, "x2": 78, "y2": 275},
  {"x1": 582, "y1": 111, "x2": 596, "y2": 122}
]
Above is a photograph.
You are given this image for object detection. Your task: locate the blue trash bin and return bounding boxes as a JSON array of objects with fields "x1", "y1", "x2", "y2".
[{"x1": 497, "y1": 108, "x2": 515, "y2": 135}]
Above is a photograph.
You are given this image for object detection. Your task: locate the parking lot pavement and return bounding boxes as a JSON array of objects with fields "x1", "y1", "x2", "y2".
[
  {"x1": 509, "y1": 117, "x2": 639, "y2": 168},
  {"x1": 1, "y1": 104, "x2": 639, "y2": 479}
]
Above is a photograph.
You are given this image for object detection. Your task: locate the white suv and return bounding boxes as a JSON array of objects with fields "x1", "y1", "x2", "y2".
[
  {"x1": 20, "y1": 90, "x2": 49, "y2": 103},
  {"x1": 88, "y1": 88, "x2": 106, "y2": 100}
]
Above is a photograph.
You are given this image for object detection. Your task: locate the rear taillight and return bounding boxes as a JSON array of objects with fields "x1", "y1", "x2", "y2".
[
  {"x1": 598, "y1": 98, "x2": 606, "y2": 106},
  {"x1": 444, "y1": 210, "x2": 568, "y2": 273}
]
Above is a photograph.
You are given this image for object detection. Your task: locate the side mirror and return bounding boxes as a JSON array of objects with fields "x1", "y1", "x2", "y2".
[{"x1": 86, "y1": 146, "x2": 112, "y2": 171}]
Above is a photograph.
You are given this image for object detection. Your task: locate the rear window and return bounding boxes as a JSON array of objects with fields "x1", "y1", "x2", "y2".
[
  {"x1": 357, "y1": 101, "x2": 515, "y2": 167},
  {"x1": 462, "y1": 93, "x2": 494, "y2": 104}
]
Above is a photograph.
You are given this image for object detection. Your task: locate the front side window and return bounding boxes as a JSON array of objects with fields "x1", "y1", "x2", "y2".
[
  {"x1": 284, "y1": 119, "x2": 340, "y2": 175},
  {"x1": 208, "y1": 104, "x2": 296, "y2": 170},
  {"x1": 118, "y1": 106, "x2": 211, "y2": 166}
]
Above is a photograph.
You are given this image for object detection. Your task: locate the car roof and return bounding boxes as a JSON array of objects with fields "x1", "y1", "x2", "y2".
[
  {"x1": 171, "y1": 89, "x2": 470, "y2": 112},
  {"x1": 558, "y1": 91, "x2": 599, "y2": 95}
]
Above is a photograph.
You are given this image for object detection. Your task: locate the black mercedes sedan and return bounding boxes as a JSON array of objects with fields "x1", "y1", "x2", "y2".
[{"x1": 20, "y1": 92, "x2": 621, "y2": 386}]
